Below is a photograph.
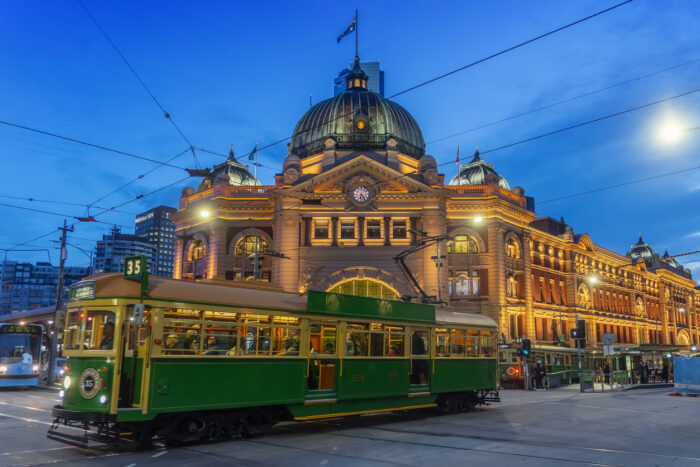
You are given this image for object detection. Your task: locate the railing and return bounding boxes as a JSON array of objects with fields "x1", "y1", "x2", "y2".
[{"x1": 580, "y1": 370, "x2": 630, "y2": 392}]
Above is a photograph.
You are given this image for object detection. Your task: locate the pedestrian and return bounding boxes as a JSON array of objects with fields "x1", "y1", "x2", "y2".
[
  {"x1": 643, "y1": 362, "x2": 650, "y2": 384},
  {"x1": 637, "y1": 361, "x2": 645, "y2": 384},
  {"x1": 603, "y1": 362, "x2": 611, "y2": 385},
  {"x1": 535, "y1": 361, "x2": 546, "y2": 390},
  {"x1": 661, "y1": 363, "x2": 669, "y2": 383}
]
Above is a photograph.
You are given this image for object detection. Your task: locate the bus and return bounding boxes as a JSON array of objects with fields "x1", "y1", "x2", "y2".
[
  {"x1": 48, "y1": 267, "x2": 499, "y2": 448},
  {"x1": 0, "y1": 323, "x2": 43, "y2": 387}
]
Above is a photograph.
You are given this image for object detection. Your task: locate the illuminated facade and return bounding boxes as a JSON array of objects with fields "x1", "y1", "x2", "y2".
[{"x1": 173, "y1": 56, "x2": 699, "y2": 352}]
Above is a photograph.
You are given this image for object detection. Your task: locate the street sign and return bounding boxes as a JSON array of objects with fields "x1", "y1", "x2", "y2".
[
  {"x1": 603, "y1": 344, "x2": 615, "y2": 356},
  {"x1": 602, "y1": 332, "x2": 615, "y2": 346},
  {"x1": 558, "y1": 334, "x2": 566, "y2": 343}
]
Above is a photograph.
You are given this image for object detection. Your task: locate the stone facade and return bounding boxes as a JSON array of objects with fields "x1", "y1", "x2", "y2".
[{"x1": 172, "y1": 59, "x2": 699, "y2": 351}]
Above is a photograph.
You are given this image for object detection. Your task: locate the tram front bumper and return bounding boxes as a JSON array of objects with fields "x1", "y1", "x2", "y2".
[{"x1": 48, "y1": 405, "x2": 117, "y2": 448}]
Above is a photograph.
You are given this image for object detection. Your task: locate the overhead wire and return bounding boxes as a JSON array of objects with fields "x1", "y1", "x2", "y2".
[
  {"x1": 0, "y1": 195, "x2": 137, "y2": 216},
  {"x1": 76, "y1": 0, "x2": 200, "y2": 168},
  {"x1": 426, "y1": 57, "x2": 700, "y2": 145}
]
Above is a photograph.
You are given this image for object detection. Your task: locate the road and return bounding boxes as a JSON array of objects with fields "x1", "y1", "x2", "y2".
[{"x1": 0, "y1": 386, "x2": 699, "y2": 466}]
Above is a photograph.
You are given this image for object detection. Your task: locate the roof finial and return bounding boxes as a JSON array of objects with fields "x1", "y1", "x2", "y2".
[
  {"x1": 228, "y1": 144, "x2": 235, "y2": 160},
  {"x1": 471, "y1": 145, "x2": 481, "y2": 162}
]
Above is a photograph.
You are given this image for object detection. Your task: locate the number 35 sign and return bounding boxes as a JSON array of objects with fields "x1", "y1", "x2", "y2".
[{"x1": 124, "y1": 255, "x2": 149, "y2": 297}]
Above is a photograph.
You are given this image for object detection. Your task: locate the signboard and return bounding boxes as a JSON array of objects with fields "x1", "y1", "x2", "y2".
[
  {"x1": 124, "y1": 255, "x2": 149, "y2": 298},
  {"x1": 602, "y1": 332, "x2": 616, "y2": 346},
  {"x1": 0, "y1": 324, "x2": 42, "y2": 335},
  {"x1": 70, "y1": 281, "x2": 96, "y2": 300},
  {"x1": 603, "y1": 344, "x2": 615, "y2": 356}
]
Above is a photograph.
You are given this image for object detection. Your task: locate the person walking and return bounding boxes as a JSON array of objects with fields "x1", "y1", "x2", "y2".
[
  {"x1": 661, "y1": 363, "x2": 669, "y2": 383},
  {"x1": 535, "y1": 361, "x2": 546, "y2": 390},
  {"x1": 603, "y1": 362, "x2": 611, "y2": 385}
]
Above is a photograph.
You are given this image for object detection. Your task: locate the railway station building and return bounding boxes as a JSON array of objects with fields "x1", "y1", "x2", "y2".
[{"x1": 172, "y1": 55, "x2": 700, "y2": 356}]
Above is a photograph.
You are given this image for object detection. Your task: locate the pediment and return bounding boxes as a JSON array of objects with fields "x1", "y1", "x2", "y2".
[{"x1": 282, "y1": 154, "x2": 434, "y2": 195}]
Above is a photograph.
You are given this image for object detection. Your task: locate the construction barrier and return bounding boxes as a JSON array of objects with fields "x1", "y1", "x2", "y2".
[{"x1": 673, "y1": 356, "x2": 700, "y2": 395}]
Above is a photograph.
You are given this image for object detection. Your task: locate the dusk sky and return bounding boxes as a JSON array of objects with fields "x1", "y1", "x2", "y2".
[{"x1": 1, "y1": 1, "x2": 698, "y2": 275}]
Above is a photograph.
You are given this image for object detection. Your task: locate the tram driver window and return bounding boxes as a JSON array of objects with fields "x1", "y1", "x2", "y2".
[{"x1": 74, "y1": 310, "x2": 116, "y2": 351}]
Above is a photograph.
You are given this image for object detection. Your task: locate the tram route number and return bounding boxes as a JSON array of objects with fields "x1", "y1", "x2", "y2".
[
  {"x1": 352, "y1": 374, "x2": 366, "y2": 383},
  {"x1": 124, "y1": 256, "x2": 142, "y2": 277}
]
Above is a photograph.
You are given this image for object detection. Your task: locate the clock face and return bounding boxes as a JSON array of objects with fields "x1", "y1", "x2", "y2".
[{"x1": 352, "y1": 186, "x2": 371, "y2": 204}]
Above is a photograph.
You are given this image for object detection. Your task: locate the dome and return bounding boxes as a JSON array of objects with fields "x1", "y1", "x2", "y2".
[
  {"x1": 628, "y1": 235, "x2": 657, "y2": 264},
  {"x1": 448, "y1": 148, "x2": 510, "y2": 190},
  {"x1": 662, "y1": 249, "x2": 683, "y2": 270},
  {"x1": 197, "y1": 147, "x2": 259, "y2": 191},
  {"x1": 290, "y1": 56, "x2": 425, "y2": 159}
]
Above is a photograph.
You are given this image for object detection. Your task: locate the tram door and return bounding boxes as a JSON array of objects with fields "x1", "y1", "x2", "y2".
[
  {"x1": 307, "y1": 323, "x2": 337, "y2": 396},
  {"x1": 117, "y1": 305, "x2": 151, "y2": 409},
  {"x1": 409, "y1": 328, "x2": 431, "y2": 389}
]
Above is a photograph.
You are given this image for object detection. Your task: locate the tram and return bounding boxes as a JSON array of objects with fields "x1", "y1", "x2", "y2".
[
  {"x1": 48, "y1": 260, "x2": 499, "y2": 448},
  {"x1": 0, "y1": 323, "x2": 43, "y2": 387}
]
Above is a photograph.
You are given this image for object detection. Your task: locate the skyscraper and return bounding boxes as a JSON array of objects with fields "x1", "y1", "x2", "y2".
[
  {"x1": 93, "y1": 227, "x2": 158, "y2": 275},
  {"x1": 334, "y1": 61, "x2": 384, "y2": 96},
  {"x1": 135, "y1": 206, "x2": 177, "y2": 277}
]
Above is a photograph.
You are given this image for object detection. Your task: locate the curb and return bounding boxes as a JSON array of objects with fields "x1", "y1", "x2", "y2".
[{"x1": 622, "y1": 383, "x2": 673, "y2": 391}]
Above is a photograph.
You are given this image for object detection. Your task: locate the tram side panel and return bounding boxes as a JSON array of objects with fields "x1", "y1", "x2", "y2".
[{"x1": 432, "y1": 358, "x2": 497, "y2": 393}]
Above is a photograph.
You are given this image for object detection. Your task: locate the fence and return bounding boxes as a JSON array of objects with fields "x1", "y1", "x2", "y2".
[{"x1": 579, "y1": 370, "x2": 629, "y2": 392}]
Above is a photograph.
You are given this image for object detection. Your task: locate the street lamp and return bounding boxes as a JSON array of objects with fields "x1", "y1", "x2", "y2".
[
  {"x1": 473, "y1": 216, "x2": 483, "y2": 224},
  {"x1": 587, "y1": 275, "x2": 599, "y2": 285},
  {"x1": 199, "y1": 209, "x2": 210, "y2": 219}
]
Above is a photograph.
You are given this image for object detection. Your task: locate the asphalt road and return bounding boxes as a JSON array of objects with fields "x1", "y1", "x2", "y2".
[{"x1": 1, "y1": 386, "x2": 699, "y2": 466}]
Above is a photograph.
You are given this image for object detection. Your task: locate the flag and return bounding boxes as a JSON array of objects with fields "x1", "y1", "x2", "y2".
[
  {"x1": 456, "y1": 144, "x2": 460, "y2": 166},
  {"x1": 337, "y1": 15, "x2": 357, "y2": 43},
  {"x1": 249, "y1": 143, "x2": 257, "y2": 161}
]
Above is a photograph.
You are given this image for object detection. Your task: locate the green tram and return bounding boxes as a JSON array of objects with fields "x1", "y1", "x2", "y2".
[{"x1": 49, "y1": 271, "x2": 499, "y2": 448}]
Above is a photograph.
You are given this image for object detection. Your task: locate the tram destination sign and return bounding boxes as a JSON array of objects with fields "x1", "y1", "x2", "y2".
[
  {"x1": 0, "y1": 324, "x2": 42, "y2": 334},
  {"x1": 124, "y1": 255, "x2": 149, "y2": 298}
]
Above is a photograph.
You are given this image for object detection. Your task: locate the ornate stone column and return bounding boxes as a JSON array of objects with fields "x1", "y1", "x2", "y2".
[
  {"x1": 173, "y1": 236, "x2": 184, "y2": 279},
  {"x1": 331, "y1": 217, "x2": 338, "y2": 247},
  {"x1": 486, "y1": 222, "x2": 507, "y2": 336},
  {"x1": 659, "y1": 282, "x2": 670, "y2": 344},
  {"x1": 273, "y1": 203, "x2": 300, "y2": 292},
  {"x1": 383, "y1": 217, "x2": 391, "y2": 246},
  {"x1": 522, "y1": 233, "x2": 535, "y2": 341},
  {"x1": 207, "y1": 223, "x2": 227, "y2": 280}
]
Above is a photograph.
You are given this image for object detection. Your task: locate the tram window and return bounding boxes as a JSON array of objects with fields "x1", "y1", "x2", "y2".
[
  {"x1": 81, "y1": 310, "x2": 116, "y2": 351},
  {"x1": 384, "y1": 326, "x2": 404, "y2": 357},
  {"x1": 63, "y1": 309, "x2": 83, "y2": 350},
  {"x1": 203, "y1": 324, "x2": 237, "y2": 355},
  {"x1": 450, "y1": 329, "x2": 466, "y2": 357},
  {"x1": 410, "y1": 330, "x2": 429, "y2": 356},
  {"x1": 163, "y1": 318, "x2": 200, "y2": 355},
  {"x1": 272, "y1": 317, "x2": 301, "y2": 356},
  {"x1": 345, "y1": 323, "x2": 369, "y2": 357},
  {"x1": 480, "y1": 331, "x2": 493, "y2": 357},
  {"x1": 435, "y1": 328, "x2": 450, "y2": 357},
  {"x1": 466, "y1": 329, "x2": 479, "y2": 356},
  {"x1": 309, "y1": 323, "x2": 336, "y2": 356}
]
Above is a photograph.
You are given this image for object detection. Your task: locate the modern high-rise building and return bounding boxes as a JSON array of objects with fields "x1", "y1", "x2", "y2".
[
  {"x1": 135, "y1": 206, "x2": 177, "y2": 277},
  {"x1": 0, "y1": 261, "x2": 88, "y2": 315},
  {"x1": 334, "y1": 60, "x2": 384, "y2": 96},
  {"x1": 93, "y1": 227, "x2": 157, "y2": 275}
]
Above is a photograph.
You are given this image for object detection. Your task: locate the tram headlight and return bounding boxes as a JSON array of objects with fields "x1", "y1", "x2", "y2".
[
  {"x1": 63, "y1": 375, "x2": 71, "y2": 389},
  {"x1": 99, "y1": 395, "x2": 108, "y2": 404},
  {"x1": 32, "y1": 365, "x2": 39, "y2": 373},
  {"x1": 0, "y1": 366, "x2": 6, "y2": 375},
  {"x1": 59, "y1": 390, "x2": 65, "y2": 398}
]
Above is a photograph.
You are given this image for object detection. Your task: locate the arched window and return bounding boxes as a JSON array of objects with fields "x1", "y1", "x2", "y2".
[
  {"x1": 451, "y1": 271, "x2": 480, "y2": 296},
  {"x1": 506, "y1": 273, "x2": 517, "y2": 298},
  {"x1": 506, "y1": 238, "x2": 520, "y2": 259},
  {"x1": 448, "y1": 235, "x2": 479, "y2": 254},
  {"x1": 328, "y1": 278, "x2": 399, "y2": 300},
  {"x1": 234, "y1": 235, "x2": 269, "y2": 256},
  {"x1": 189, "y1": 240, "x2": 206, "y2": 261}
]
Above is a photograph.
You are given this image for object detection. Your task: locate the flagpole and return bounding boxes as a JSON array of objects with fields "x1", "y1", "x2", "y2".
[{"x1": 355, "y1": 8, "x2": 359, "y2": 58}]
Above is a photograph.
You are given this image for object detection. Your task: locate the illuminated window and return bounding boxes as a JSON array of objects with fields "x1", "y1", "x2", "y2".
[
  {"x1": 448, "y1": 235, "x2": 479, "y2": 254},
  {"x1": 234, "y1": 235, "x2": 269, "y2": 256},
  {"x1": 340, "y1": 219, "x2": 355, "y2": 239},
  {"x1": 314, "y1": 219, "x2": 329, "y2": 239},
  {"x1": 361, "y1": 80, "x2": 366, "y2": 88},
  {"x1": 506, "y1": 274, "x2": 517, "y2": 297},
  {"x1": 354, "y1": 78, "x2": 360, "y2": 87},
  {"x1": 366, "y1": 219, "x2": 382, "y2": 239},
  {"x1": 328, "y1": 278, "x2": 398, "y2": 300},
  {"x1": 452, "y1": 271, "x2": 479, "y2": 296},
  {"x1": 392, "y1": 219, "x2": 407, "y2": 238},
  {"x1": 190, "y1": 240, "x2": 206, "y2": 260},
  {"x1": 506, "y1": 238, "x2": 520, "y2": 259}
]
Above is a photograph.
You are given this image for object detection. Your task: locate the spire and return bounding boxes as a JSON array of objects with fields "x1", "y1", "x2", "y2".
[
  {"x1": 228, "y1": 144, "x2": 235, "y2": 160},
  {"x1": 471, "y1": 145, "x2": 481, "y2": 163},
  {"x1": 345, "y1": 54, "x2": 369, "y2": 91},
  {"x1": 663, "y1": 249, "x2": 670, "y2": 258}
]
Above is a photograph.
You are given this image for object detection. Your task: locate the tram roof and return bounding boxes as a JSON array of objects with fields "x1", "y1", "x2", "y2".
[{"x1": 74, "y1": 274, "x2": 497, "y2": 327}]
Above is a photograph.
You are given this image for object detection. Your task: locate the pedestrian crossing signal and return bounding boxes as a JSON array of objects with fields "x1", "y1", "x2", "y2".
[{"x1": 521, "y1": 339, "x2": 531, "y2": 356}]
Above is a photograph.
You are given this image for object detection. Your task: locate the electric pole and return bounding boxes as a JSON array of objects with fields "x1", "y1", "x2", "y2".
[{"x1": 47, "y1": 220, "x2": 73, "y2": 386}]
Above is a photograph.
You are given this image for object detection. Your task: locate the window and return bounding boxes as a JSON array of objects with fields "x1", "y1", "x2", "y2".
[
  {"x1": 366, "y1": 219, "x2": 381, "y2": 239},
  {"x1": 340, "y1": 219, "x2": 355, "y2": 239},
  {"x1": 506, "y1": 274, "x2": 517, "y2": 298},
  {"x1": 314, "y1": 219, "x2": 329, "y2": 239},
  {"x1": 64, "y1": 309, "x2": 116, "y2": 351},
  {"x1": 328, "y1": 278, "x2": 398, "y2": 300},
  {"x1": 234, "y1": 235, "x2": 269, "y2": 256},
  {"x1": 345, "y1": 323, "x2": 403, "y2": 357},
  {"x1": 506, "y1": 238, "x2": 520, "y2": 259},
  {"x1": 190, "y1": 240, "x2": 206, "y2": 260},
  {"x1": 452, "y1": 271, "x2": 479, "y2": 296},
  {"x1": 448, "y1": 235, "x2": 478, "y2": 254},
  {"x1": 392, "y1": 219, "x2": 407, "y2": 239}
]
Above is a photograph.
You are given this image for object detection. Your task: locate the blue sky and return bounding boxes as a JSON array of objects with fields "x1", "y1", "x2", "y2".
[{"x1": 1, "y1": 1, "x2": 699, "y2": 275}]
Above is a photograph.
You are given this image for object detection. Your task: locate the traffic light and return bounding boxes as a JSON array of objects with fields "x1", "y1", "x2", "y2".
[
  {"x1": 521, "y1": 339, "x2": 531, "y2": 356},
  {"x1": 576, "y1": 320, "x2": 586, "y2": 339}
]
